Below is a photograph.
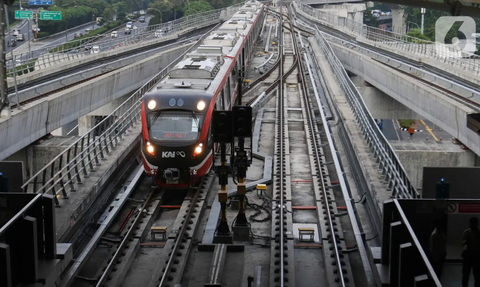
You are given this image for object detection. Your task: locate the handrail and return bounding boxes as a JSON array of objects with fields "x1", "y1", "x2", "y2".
[
  {"x1": 6, "y1": 2, "x2": 246, "y2": 78},
  {"x1": 20, "y1": 5, "x2": 246, "y2": 204},
  {"x1": 292, "y1": 0, "x2": 480, "y2": 76},
  {"x1": 313, "y1": 24, "x2": 419, "y2": 199}
]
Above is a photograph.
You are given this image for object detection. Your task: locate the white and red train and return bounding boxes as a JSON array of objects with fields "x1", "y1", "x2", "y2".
[{"x1": 140, "y1": 1, "x2": 265, "y2": 188}]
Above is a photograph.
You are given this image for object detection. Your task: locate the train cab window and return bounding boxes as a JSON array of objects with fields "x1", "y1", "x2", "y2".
[{"x1": 148, "y1": 111, "x2": 204, "y2": 142}]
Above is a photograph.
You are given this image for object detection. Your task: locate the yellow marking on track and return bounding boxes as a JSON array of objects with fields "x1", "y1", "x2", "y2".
[{"x1": 421, "y1": 119, "x2": 439, "y2": 141}]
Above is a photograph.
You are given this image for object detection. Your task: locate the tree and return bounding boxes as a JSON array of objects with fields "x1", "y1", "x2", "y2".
[
  {"x1": 149, "y1": 1, "x2": 174, "y2": 22},
  {"x1": 184, "y1": 1, "x2": 213, "y2": 16},
  {"x1": 364, "y1": 8, "x2": 379, "y2": 27},
  {"x1": 102, "y1": 7, "x2": 114, "y2": 22},
  {"x1": 406, "y1": 28, "x2": 431, "y2": 41}
]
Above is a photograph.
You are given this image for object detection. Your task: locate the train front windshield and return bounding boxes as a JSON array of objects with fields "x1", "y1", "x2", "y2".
[{"x1": 148, "y1": 111, "x2": 204, "y2": 142}]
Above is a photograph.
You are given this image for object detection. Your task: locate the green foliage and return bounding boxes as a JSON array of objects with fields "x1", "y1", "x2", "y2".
[
  {"x1": 102, "y1": 7, "x2": 114, "y2": 22},
  {"x1": 39, "y1": 5, "x2": 95, "y2": 35},
  {"x1": 148, "y1": 16, "x2": 162, "y2": 26},
  {"x1": 406, "y1": 28, "x2": 431, "y2": 42},
  {"x1": 403, "y1": 6, "x2": 480, "y2": 43},
  {"x1": 148, "y1": 1, "x2": 174, "y2": 22},
  {"x1": 398, "y1": 119, "x2": 415, "y2": 129},
  {"x1": 184, "y1": 1, "x2": 214, "y2": 16},
  {"x1": 49, "y1": 20, "x2": 124, "y2": 53},
  {"x1": 363, "y1": 8, "x2": 378, "y2": 27},
  {"x1": 37, "y1": 31, "x2": 50, "y2": 38}
]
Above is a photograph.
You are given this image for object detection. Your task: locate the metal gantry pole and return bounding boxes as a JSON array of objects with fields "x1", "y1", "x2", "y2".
[
  {"x1": 0, "y1": 3, "x2": 9, "y2": 112},
  {"x1": 5, "y1": 5, "x2": 20, "y2": 109}
]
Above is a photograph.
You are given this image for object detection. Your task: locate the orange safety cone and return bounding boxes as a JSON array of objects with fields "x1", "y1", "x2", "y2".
[{"x1": 439, "y1": 137, "x2": 442, "y2": 141}]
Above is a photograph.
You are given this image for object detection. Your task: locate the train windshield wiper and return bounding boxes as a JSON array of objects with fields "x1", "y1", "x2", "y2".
[
  {"x1": 148, "y1": 111, "x2": 161, "y2": 129},
  {"x1": 191, "y1": 111, "x2": 200, "y2": 131}
]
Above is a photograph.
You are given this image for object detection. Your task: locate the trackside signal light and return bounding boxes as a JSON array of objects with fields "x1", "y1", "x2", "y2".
[
  {"x1": 148, "y1": 100, "x2": 156, "y2": 110},
  {"x1": 212, "y1": 111, "x2": 233, "y2": 143},
  {"x1": 233, "y1": 106, "x2": 252, "y2": 137},
  {"x1": 146, "y1": 141, "x2": 155, "y2": 155}
]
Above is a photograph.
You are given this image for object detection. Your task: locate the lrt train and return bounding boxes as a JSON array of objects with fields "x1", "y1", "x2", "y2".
[{"x1": 140, "y1": 1, "x2": 265, "y2": 188}]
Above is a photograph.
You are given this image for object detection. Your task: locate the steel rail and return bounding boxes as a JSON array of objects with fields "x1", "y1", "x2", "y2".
[
  {"x1": 157, "y1": 184, "x2": 203, "y2": 286},
  {"x1": 278, "y1": 6, "x2": 285, "y2": 287},
  {"x1": 95, "y1": 187, "x2": 156, "y2": 287},
  {"x1": 289, "y1": 12, "x2": 348, "y2": 286}
]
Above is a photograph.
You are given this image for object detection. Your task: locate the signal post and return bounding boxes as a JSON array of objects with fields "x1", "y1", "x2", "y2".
[
  {"x1": 212, "y1": 111, "x2": 234, "y2": 243},
  {"x1": 231, "y1": 106, "x2": 252, "y2": 241}
]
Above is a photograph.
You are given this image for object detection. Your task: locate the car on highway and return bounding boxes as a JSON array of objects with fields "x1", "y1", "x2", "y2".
[
  {"x1": 91, "y1": 45, "x2": 100, "y2": 54},
  {"x1": 84, "y1": 44, "x2": 92, "y2": 51},
  {"x1": 139, "y1": 16, "x2": 145, "y2": 23},
  {"x1": 85, "y1": 28, "x2": 92, "y2": 33},
  {"x1": 125, "y1": 28, "x2": 131, "y2": 35},
  {"x1": 140, "y1": 10, "x2": 145, "y2": 15},
  {"x1": 111, "y1": 31, "x2": 118, "y2": 38},
  {"x1": 74, "y1": 33, "x2": 83, "y2": 38},
  {"x1": 7, "y1": 39, "x2": 16, "y2": 47},
  {"x1": 16, "y1": 34, "x2": 24, "y2": 41},
  {"x1": 154, "y1": 30, "x2": 164, "y2": 37},
  {"x1": 126, "y1": 22, "x2": 133, "y2": 29}
]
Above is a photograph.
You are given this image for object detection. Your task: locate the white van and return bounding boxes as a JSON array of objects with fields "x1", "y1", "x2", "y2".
[
  {"x1": 126, "y1": 22, "x2": 133, "y2": 29},
  {"x1": 154, "y1": 30, "x2": 164, "y2": 38},
  {"x1": 91, "y1": 45, "x2": 100, "y2": 54},
  {"x1": 111, "y1": 31, "x2": 118, "y2": 38}
]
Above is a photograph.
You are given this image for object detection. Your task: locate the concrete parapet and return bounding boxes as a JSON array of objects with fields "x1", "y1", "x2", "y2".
[
  {"x1": 53, "y1": 125, "x2": 141, "y2": 241},
  {"x1": 329, "y1": 41, "x2": 480, "y2": 157},
  {"x1": 294, "y1": 5, "x2": 480, "y2": 87},
  {"x1": 350, "y1": 75, "x2": 422, "y2": 119},
  {"x1": 395, "y1": 148, "x2": 476, "y2": 190},
  {"x1": 0, "y1": 44, "x2": 191, "y2": 160}
]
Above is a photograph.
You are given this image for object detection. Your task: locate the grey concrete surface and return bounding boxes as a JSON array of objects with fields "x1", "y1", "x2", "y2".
[
  {"x1": 394, "y1": 144, "x2": 476, "y2": 189},
  {"x1": 294, "y1": 5, "x2": 480, "y2": 87},
  {"x1": 350, "y1": 75, "x2": 422, "y2": 119},
  {"x1": 330, "y1": 41, "x2": 480, "y2": 157},
  {"x1": 0, "y1": 44, "x2": 190, "y2": 161}
]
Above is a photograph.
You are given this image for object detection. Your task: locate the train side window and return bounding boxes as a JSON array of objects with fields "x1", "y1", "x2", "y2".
[
  {"x1": 207, "y1": 123, "x2": 213, "y2": 148},
  {"x1": 216, "y1": 92, "x2": 224, "y2": 110},
  {"x1": 226, "y1": 77, "x2": 231, "y2": 107},
  {"x1": 223, "y1": 87, "x2": 230, "y2": 109}
]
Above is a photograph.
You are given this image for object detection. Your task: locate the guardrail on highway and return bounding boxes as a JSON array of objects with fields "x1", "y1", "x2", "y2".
[
  {"x1": 313, "y1": 25, "x2": 420, "y2": 199},
  {"x1": 6, "y1": 2, "x2": 246, "y2": 78},
  {"x1": 19, "y1": 22, "x2": 221, "y2": 204},
  {"x1": 293, "y1": 0, "x2": 480, "y2": 76}
]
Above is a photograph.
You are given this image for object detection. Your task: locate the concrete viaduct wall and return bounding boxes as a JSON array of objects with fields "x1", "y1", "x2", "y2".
[
  {"x1": 0, "y1": 44, "x2": 191, "y2": 160},
  {"x1": 329, "y1": 42, "x2": 480, "y2": 156}
]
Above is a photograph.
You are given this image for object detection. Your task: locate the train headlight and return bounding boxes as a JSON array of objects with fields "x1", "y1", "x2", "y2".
[
  {"x1": 146, "y1": 141, "x2": 155, "y2": 155},
  {"x1": 197, "y1": 100, "x2": 206, "y2": 111},
  {"x1": 148, "y1": 100, "x2": 156, "y2": 110},
  {"x1": 193, "y1": 143, "x2": 203, "y2": 157}
]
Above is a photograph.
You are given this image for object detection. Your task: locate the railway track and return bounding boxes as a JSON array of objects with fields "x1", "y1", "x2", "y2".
[
  {"x1": 267, "y1": 6, "x2": 357, "y2": 286},
  {"x1": 55, "y1": 5, "x2": 371, "y2": 287}
]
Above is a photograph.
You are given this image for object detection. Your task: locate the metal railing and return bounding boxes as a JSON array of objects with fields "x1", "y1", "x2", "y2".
[
  {"x1": 5, "y1": 2, "x2": 246, "y2": 78},
  {"x1": 313, "y1": 25, "x2": 419, "y2": 199},
  {"x1": 19, "y1": 21, "x2": 226, "y2": 204},
  {"x1": 293, "y1": 1, "x2": 480, "y2": 75}
]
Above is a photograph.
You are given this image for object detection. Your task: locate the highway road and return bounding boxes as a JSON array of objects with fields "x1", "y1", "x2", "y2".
[
  {"x1": 5, "y1": 16, "x2": 151, "y2": 69},
  {"x1": 380, "y1": 119, "x2": 453, "y2": 142}
]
